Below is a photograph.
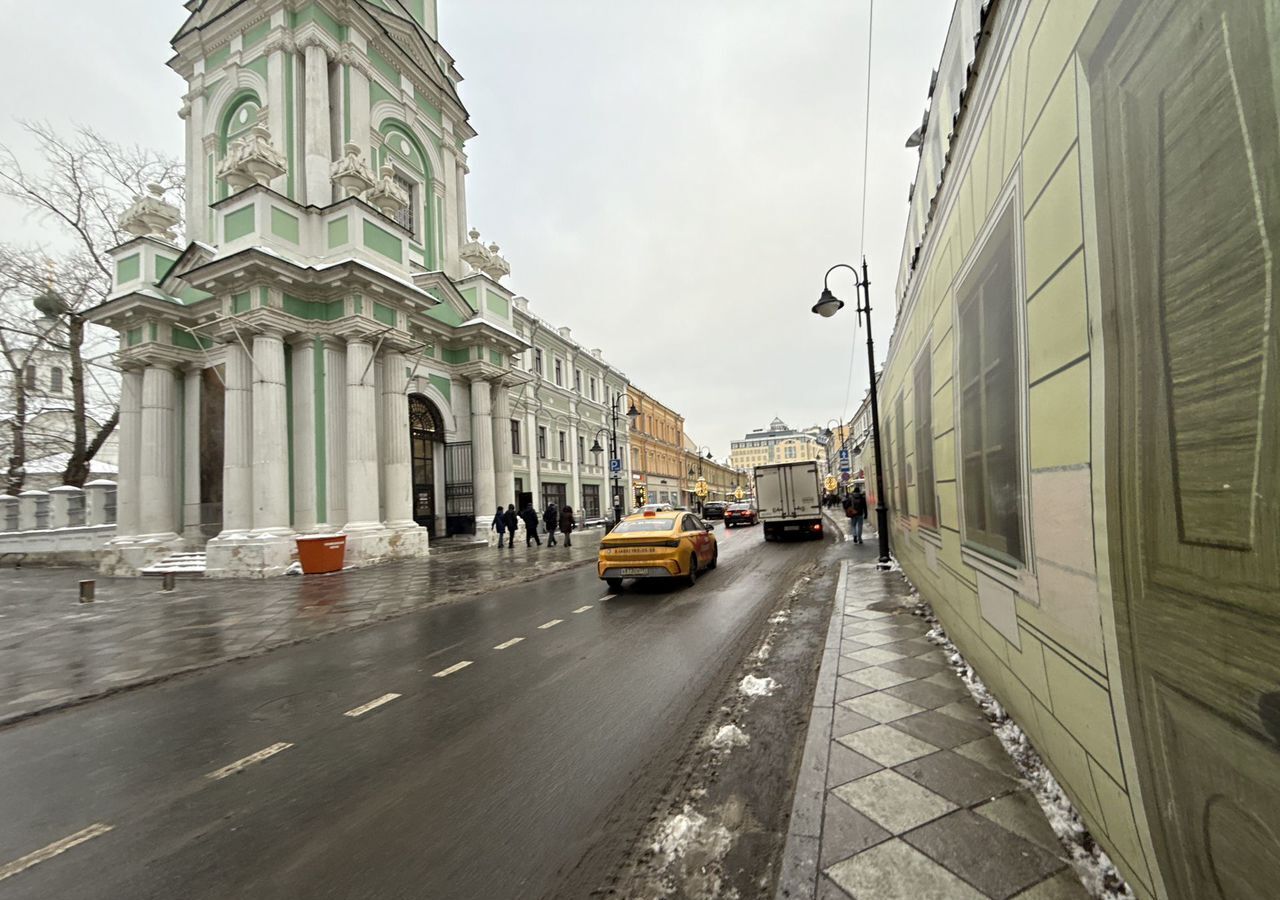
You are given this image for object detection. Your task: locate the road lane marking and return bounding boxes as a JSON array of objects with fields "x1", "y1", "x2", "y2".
[
  {"x1": 343, "y1": 693, "x2": 401, "y2": 717},
  {"x1": 538, "y1": 619, "x2": 563, "y2": 629},
  {"x1": 601, "y1": 594, "x2": 616, "y2": 601},
  {"x1": 571, "y1": 605, "x2": 593, "y2": 614},
  {"x1": 206, "y1": 742, "x2": 294, "y2": 780},
  {"x1": 0, "y1": 824, "x2": 114, "y2": 883},
  {"x1": 493, "y1": 637, "x2": 524, "y2": 650},
  {"x1": 433, "y1": 660, "x2": 473, "y2": 677}
]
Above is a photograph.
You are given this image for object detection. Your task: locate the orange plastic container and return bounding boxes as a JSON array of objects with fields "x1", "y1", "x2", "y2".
[{"x1": 296, "y1": 534, "x2": 347, "y2": 574}]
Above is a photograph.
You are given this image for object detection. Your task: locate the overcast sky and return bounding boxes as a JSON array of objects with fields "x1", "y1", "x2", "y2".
[{"x1": 0, "y1": 0, "x2": 952, "y2": 458}]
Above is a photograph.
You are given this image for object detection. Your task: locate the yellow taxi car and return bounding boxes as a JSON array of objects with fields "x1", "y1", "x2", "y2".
[{"x1": 598, "y1": 509, "x2": 718, "y2": 590}]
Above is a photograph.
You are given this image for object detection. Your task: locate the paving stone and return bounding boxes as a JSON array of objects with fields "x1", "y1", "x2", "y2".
[
  {"x1": 974, "y1": 791, "x2": 1068, "y2": 857},
  {"x1": 821, "y1": 790, "x2": 892, "y2": 866},
  {"x1": 903, "y1": 809, "x2": 1067, "y2": 899},
  {"x1": 891, "y1": 709, "x2": 993, "y2": 749},
  {"x1": 848, "y1": 609, "x2": 893, "y2": 620},
  {"x1": 776, "y1": 834, "x2": 819, "y2": 899},
  {"x1": 923, "y1": 669, "x2": 966, "y2": 689},
  {"x1": 954, "y1": 735, "x2": 1021, "y2": 779},
  {"x1": 839, "y1": 638, "x2": 871, "y2": 655},
  {"x1": 825, "y1": 838, "x2": 985, "y2": 900},
  {"x1": 894, "y1": 749, "x2": 1020, "y2": 806},
  {"x1": 826, "y1": 743, "x2": 882, "y2": 788},
  {"x1": 837, "y1": 655, "x2": 874, "y2": 675},
  {"x1": 837, "y1": 724, "x2": 939, "y2": 767},
  {"x1": 847, "y1": 647, "x2": 906, "y2": 665},
  {"x1": 880, "y1": 655, "x2": 951, "y2": 679},
  {"x1": 882, "y1": 678, "x2": 969, "y2": 710},
  {"x1": 834, "y1": 675, "x2": 878, "y2": 701},
  {"x1": 846, "y1": 629, "x2": 903, "y2": 647},
  {"x1": 845, "y1": 665, "x2": 916, "y2": 690},
  {"x1": 840, "y1": 693, "x2": 925, "y2": 723},
  {"x1": 1010, "y1": 869, "x2": 1092, "y2": 899},
  {"x1": 844, "y1": 617, "x2": 897, "y2": 633},
  {"x1": 935, "y1": 698, "x2": 991, "y2": 726},
  {"x1": 816, "y1": 874, "x2": 855, "y2": 900},
  {"x1": 890, "y1": 637, "x2": 940, "y2": 656},
  {"x1": 833, "y1": 706, "x2": 878, "y2": 737},
  {"x1": 831, "y1": 770, "x2": 957, "y2": 834}
]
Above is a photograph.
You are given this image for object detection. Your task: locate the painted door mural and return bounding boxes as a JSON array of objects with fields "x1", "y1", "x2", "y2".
[
  {"x1": 409, "y1": 394, "x2": 443, "y2": 538},
  {"x1": 1092, "y1": 1, "x2": 1280, "y2": 897}
]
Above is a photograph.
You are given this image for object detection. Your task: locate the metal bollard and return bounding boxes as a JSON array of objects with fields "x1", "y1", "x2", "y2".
[
  {"x1": 161, "y1": 572, "x2": 176, "y2": 593},
  {"x1": 78, "y1": 580, "x2": 95, "y2": 603}
]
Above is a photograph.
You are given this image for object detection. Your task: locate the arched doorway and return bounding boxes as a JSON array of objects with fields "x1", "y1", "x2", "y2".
[{"x1": 409, "y1": 394, "x2": 444, "y2": 537}]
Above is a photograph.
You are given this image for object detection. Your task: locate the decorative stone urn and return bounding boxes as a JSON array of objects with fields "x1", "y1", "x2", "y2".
[
  {"x1": 460, "y1": 227, "x2": 492, "y2": 271},
  {"x1": 366, "y1": 163, "x2": 409, "y2": 217},
  {"x1": 480, "y1": 242, "x2": 511, "y2": 282},
  {"x1": 330, "y1": 142, "x2": 377, "y2": 198},
  {"x1": 216, "y1": 119, "x2": 287, "y2": 190},
  {"x1": 119, "y1": 184, "x2": 182, "y2": 240}
]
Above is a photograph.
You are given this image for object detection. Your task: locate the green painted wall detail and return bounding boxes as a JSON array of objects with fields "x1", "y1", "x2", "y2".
[
  {"x1": 426, "y1": 303, "x2": 465, "y2": 327},
  {"x1": 291, "y1": 5, "x2": 343, "y2": 40},
  {"x1": 488, "y1": 349, "x2": 504, "y2": 366},
  {"x1": 203, "y1": 78, "x2": 225, "y2": 102},
  {"x1": 232, "y1": 291, "x2": 252, "y2": 314},
  {"x1": 370, "y1": 80, "x2": 396, "y2": 110},
  {"x1": 126, "y1": 327, "x2": 142, "y2": 347},
  {"x1": 459, "y1": 286, "x2": 478, "y2": 311},
  {"x1": 224, "y1": 205, "x2": 256, "y2": 241},
  {"x1": 155, "y1": 255, "x2": 176, "y2": 282},
  {"x1": 367, "y1": 47, "x2": 399, "y2": 87},
  {"x1": 327, "y1": 215, "x2": 349, "y2": 248},
  {"x1": 442, "y1": 348, "x2": 468, "y2": 365},
  {"x1": 413, "y1": 90, "x2": 443, "y2": 124},
  {"x1": 283, "y1": 294, "x2": 342, "y2": 321},
  {"x1": 485, "y1": 293, "x2": 510, "y2": 319},
  {"x1": 116, "y1": 254, "x2": 140, "y2": 284},
  {"x1": 245, "y1": 55, "x2": 269, "y2": 83},
  {"x1": 362, "y1": 219, "x2": 403, "y2": 263},
  {"x1": 148, "y1": 323, "x2": 158, "y2": 342},
  {"x1": 429, "y1": 374, "x2": 452, "y2": 403},
  {"x1": 259, "y1": 286, "x2": 270, "y2": 307},
  {"x1": 243, "y1": 20, "x2": 270, "y2": 48},
  {"x1": 270, "y1": 207, "x2": 300, "y2": 243},
  {"x1": 205, "y1": 45, "x2": 230, "y2": 71},
  {"x1": 313, "y1": 338, "x2": 327, "y2": 522},
  {"x1": 373, "y1": 302, "x2": 397, "y2": 327},
  {"x1": 171, "y1": 327, "x2": 212, "y2": 350}
]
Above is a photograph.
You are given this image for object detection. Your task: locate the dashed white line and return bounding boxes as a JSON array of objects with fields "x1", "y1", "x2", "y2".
[
  {"x1": 0, "y1": 824, "x2": 114, "y2": 883},
  {"x1": 205, "y1": 742, "x2": 294, "y2": 780},
  {"x1": 343, "y1": 693, "x2": 401, "y2": 717},
  {"x1": 433, "y1": 660, "x2": 473, "y2": 677},
  {"x1": 493, "y1": 637, "x2": 524, "y2": 650},
  {"x1": 571, "y1": 605, "x2": 593, "y2": 614},
  {"x1": 601, "y1": 594, "x2": 616, "y2": 601},
  {"x1": 538, "y1": 619, "x2": 563, "y2": 629}
]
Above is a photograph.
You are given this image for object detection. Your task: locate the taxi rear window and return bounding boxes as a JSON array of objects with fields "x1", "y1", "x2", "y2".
[{"x1": 612, "y1": 518, "x2": 675, "y2": 533}]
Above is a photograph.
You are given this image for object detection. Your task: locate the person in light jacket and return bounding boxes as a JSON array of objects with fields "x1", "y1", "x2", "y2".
[
  {"x1": 502, "y1": 504, "x2": 519, "y2": 548},
  {"x1": 544, "y1": 502, "x2": 559, "y2": 546},
  {"x1": 519, "y1": 502, "x2": 541, "y2": 547},
  {"x1": 560, "y1": 505, "x2": 576, "y2": 547},
  {"x1": 492, "y1": 505, "x2": 506, "y2": 549}
]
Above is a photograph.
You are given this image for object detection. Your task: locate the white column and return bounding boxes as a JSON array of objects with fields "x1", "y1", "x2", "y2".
[
  {"x1": 525, "y1": 407, "x2": 542, "y2": 509},
  {"x1": 182, "y1": 367, "x2": 203, "y2": 539},
  {"x1": 470, "y1": 379, "x2": 497, "y2": 529},
  {"x1": 221, "y1": 341, "x2": 254, "y2": 533},
  {"x1": 267, "y1": 47, "x2": 289, "y2": 196},
  {"x1": 345, "y1": 339, "x2": 380, "y2": 528},
  {"x1": 492, "y1": 383, "x2": 515, "y2": 509},
  {"x1": 568, "y1": 411, "x2": 582, "y2": 516},
  {"x1": 251, "y1": 332, "x2": 290, "y2": 533},
  {"x1": 441, "y1": 143, "x2": 461, "y2": 278},
  {"x1": 303, "y1": 41, "x2": 332, "y2": 207},
  {"x1": 115, "y1": 367, "x2": 143, "y2": 537},
  {"x1": 323, "y1": 339, "x2": 347, "y2": 527},
  {"x1": 138, "y1": 365, "x2": 178, "y2": 536},
  {"x1": 290, "y1": 338, "x2": 318, "y2": 532},
  {"x1": 381, "y1": 350, "x2": 414, "y2": 527},
  {"x1": 349, "y1": 63, "x2": 371, "y2": 156},
  {"x1": 183, "y1": 93, "x2": 208, "y2": 243}
]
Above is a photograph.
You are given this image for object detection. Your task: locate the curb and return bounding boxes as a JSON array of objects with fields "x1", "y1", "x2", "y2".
[{"x1": 774, "y1": 559, "x2": 848, "y2": 900}]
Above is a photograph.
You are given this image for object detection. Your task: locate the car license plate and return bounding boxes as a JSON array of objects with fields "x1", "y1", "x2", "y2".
[
  {"x1": 785, "y1": 525, "x2": 799, "y2": 531},
  {"x1": 620, "y1": 567, "x2": 650, "y2": 576}
]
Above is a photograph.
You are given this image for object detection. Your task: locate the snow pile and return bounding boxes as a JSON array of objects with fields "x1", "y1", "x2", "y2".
[
  {"x1": 913, "y1": 602, "x2": 1136, "y2": 900},
  {"x1": 738, "y1": 674, "x2": 777, "y2": 697},
  {"x1": 752, "y1": 639, "x2": 772, "y2": 662},
  {"x1": 648, "y1": 805, "x2": 737, "y2": 899},
  {"x1": 767, "y1": 610, "x2": 790, "y2": 625},
  {"x1": 710, "y1": 724, "x2": 750, "y2": 750}
]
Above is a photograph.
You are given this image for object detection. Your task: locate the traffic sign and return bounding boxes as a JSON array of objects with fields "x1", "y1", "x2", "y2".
[
  {"x1": 610, "y1": 458, "x2": 622, "y2": 473},
  {"x1": 839, "y1": 449, "x2": 849, "y2": 460},
  {"x1": 840, "y1": 461, "x2": 851, "y2": 473}
]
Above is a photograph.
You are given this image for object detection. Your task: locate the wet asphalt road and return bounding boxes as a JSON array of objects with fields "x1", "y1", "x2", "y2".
[{"x1": 0, "y1": 523, "x2": 830, "y2": 900}]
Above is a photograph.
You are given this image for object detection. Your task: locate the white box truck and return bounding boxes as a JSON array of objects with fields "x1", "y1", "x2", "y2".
[{"x1": 754, "y1": 461, "x2": 825, "y2": 541}]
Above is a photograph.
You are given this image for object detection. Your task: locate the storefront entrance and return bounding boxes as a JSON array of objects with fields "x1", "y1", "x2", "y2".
[{"x1": 409, "y1": 394, "x2": 444, "y2": 538}]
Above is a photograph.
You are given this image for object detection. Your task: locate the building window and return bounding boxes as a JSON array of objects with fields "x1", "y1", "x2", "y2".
[
  {"x1": 582, "y1": 484, "x2": 600, "y2": 519},
  {"x1": 558, "y1": 430, "x2": 567, "y2": 460},
  {"x1": 914, "y1": 350, "x2": 937, "y2": 528},
  {"x1": 542, "y1": 481, "x2": 566, "y2": 511},
  {"x1": 554, "y1": 359, "x2": 563, "y2": 386},
  {"x1": 958, "y1": 209, "x2": 1025, "y2": 564},
  {"x1": 533, "y1": 348, "x2": 543, "y2": 375},
  {"x1": 391, "y1": 174, "x2": 416, "y2": 234},
  {"x1": 511, "y1": 419, "x2": 521, "y2": 455},
  {"x1": 577, "y1": 435, "x2": 585, "y2": 463},
  {"x1": 24, "y1": 365, "x2": 36, "y2": 390},
  {"x1": 589, "y1": 377, "x2": 597, "y2": 401},
  {"x1": 785, "y1": 445, "x2": 796, "y2": 459},
  {"x1": 895, "y1": 393, "x2": 910, "y2": 516},
  {"x1": 537, "y1": 426, "x2": 547, "y2": 459},
  {"x1": 49, "y1": 366, "x2": 63, "y2": 394},
  {"x1": 574, "y1": 369, "x2": 582, "y2": 393}
]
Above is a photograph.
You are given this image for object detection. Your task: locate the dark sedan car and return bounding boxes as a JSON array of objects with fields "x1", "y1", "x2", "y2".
[
  {"x1": 702, "y1": 501, "x2": 728, "y2": 520},
  {"x1": 724, "y1": 502, "x2": 758, "y2": 527}
]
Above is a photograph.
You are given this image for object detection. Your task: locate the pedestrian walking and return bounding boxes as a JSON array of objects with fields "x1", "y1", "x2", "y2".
[
  {"x1": 849, "y1": 486, "x2": 868, "y2": 544},
  {"x1": 503, "y1": 504, "x2": 518, "y2": 548},
  {"x1": 492, "y1": 505, "x2": 506, "y2": 549},
  {"x1": 560, "y1": 504, "x2": 576, "y2": 547},
  {"x1": 544, "y1": 502, "x2": 559, "y2": 546},
  {"x1": 520, "y1": 502, "x2": 541, "y2": 546}
]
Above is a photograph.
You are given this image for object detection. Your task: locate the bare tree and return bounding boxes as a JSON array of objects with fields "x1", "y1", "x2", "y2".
[{"x1": 0, "y1": 122, "x2": 183, "y2": 489}]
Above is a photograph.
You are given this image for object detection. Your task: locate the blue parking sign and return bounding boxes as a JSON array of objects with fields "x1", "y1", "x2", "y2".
[{"x1": 610, "y1": 458, "x2": 622, "y2": 473}]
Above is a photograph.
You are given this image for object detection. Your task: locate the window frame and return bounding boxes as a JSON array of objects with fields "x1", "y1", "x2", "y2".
[
  {"x1": 558, "y1": 430, "x2": 567, "y2": 461},
  {"x1": 554, "y1": 359, "x2": 563, "y2": 386},
  {"x1": 537, "y1": 426, "x2": 547, "y2": 459},
  {"x1": 912, "y1": 339, "x2": 939, "y2": 532},
  {"x1": 511, "y1": 419, "x2": 522, "y2": 456},
  {"x1": 533, "y1": 348, "x2": 543, "y2": 376}
]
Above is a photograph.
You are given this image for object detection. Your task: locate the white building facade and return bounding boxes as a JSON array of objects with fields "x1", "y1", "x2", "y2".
[{"x1": 86, "y1": 0, "x2": 629, "y2": 576}]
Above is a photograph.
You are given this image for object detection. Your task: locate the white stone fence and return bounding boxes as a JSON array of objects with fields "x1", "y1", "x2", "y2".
[{"x1": 0, "y1": 481, "x2": 118, "y2": 563}]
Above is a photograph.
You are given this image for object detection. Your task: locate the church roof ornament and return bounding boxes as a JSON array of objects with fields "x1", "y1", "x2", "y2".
[
  {"x1": 460, "y1": 227, "x2": 491, "y2": 272},
  {"x1": 215, "y1": 114, "x2": 286, "y2": 191},
  {"x1": 330, "y1": 142, "x2": 377, "y2": 198},
  {"x1": 480, "y1": 241, "x2": 510, "y2": 282},
  {"x1": 367, "y1": 163, "x2": 410, "y2": 218},
  {"x1": 119, "y1": 183, "x2": 182, "y2": 242}
]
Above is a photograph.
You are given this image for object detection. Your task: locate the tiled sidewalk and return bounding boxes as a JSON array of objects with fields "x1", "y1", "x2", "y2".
[
  {"x1": 0, "y1": 530, "x2": 602, "y2": 726},
  {"x1": 776, "y1": 546, "x2": 1090, "y2": 899}
]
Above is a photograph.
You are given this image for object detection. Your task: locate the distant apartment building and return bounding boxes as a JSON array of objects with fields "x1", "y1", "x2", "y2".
[{"x1": 729, "y1": 418, "x2": 823, "y2": 471}]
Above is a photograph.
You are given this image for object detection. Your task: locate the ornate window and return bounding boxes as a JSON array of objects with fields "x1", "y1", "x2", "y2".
[
  {"x1": 391, "y1": 174, "x2": 416, "y2": 234},
  {"x1": 49, "y1": 366, "x2": 63, "y2": 394},
  {"x1": 409, "y1": 394, "x2": 444, "y2": 439}
]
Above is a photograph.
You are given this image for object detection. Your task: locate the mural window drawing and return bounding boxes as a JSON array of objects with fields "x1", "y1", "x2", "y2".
[
  {"x1": 914, "y1": 348, "x2": 937, "y2": 529},
  {"x1": 957, "y1": 207, "x2": 1025, "y2": 564}
]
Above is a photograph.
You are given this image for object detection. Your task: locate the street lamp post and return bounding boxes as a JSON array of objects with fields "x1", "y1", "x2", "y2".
[
  {"x1": 812, "y1": 259, "x2": 891, "y2": 567},
  {"x1": 590, "y1": 391, "x2": 640, "y2": 529}
]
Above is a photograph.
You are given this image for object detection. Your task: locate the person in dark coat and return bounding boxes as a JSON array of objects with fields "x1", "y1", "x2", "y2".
[
  {"x1": 502, "y1": 504, "x2": 518, "y2": 548},
  {"x1": 560, "y1": 505, "x2": 576, "y2": 547},
  {"x1": 849, "y1": 487, "x2": 868, "y2": 544},
  {"x1": 519, "y1": 503, "x2": 541, "y2": 547},
  {"x1": 492, "y1": 505, "x2": 506, "y2": 549},
  {"x1": 544, "y1": 502, "x2": 559, "y2": 546}
]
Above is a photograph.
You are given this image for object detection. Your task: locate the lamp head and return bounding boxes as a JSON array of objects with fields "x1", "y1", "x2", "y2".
[
  {"x1": 812, "y1": 287, "x2": 844, "y2": 318},
  {"x1": 626, "y1": 402, "x2": 640, "y2": 422},
  {"x1": 589, "y1": 438, "x2": 604, "y2": 453}
]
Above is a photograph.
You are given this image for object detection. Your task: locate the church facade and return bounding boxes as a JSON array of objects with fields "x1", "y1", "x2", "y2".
[{"x1": 88, "y1": 0, "x2": 632, "y2": 577}]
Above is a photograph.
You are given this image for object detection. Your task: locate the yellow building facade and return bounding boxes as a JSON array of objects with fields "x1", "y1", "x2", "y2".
[
  {"x1": 626, "y1": 386, "x2": 686, "y2": 508},
  {"x1": 729, "y1": 418, "x2": 823, "y2": 472},
  {"x1": 874, "y1": 2, "x2": 1278, "y2": 899}
]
